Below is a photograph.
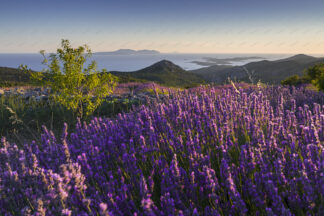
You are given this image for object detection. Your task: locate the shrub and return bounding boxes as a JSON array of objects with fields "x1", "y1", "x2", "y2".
[
  {"x1": 21, "y1": 39, "x2": 118, "y2": 118},
  {"x1": 306, "y1": 63, "x2": 324, "y2": 91},
  {"x1": 282, "y1": 63, "x2": 324, "y2": 91}
]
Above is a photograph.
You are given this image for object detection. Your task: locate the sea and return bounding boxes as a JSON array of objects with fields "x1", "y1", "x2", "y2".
[{"x1": 0, "y1": 53, "x2": 319, "y2": 72}]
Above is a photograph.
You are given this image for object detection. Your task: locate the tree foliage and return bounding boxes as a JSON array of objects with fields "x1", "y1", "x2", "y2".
[
  {"x1": 281, "y1": 75, "x2": 309, "y2": 86},
  {"x1": 281, "y1": 63, "x2": 324, "y2": 91},
  {"x1": 21, "y1": 39, "x2": 118, "y2": 118},
  {"x1": 305, "y1": 63, "x2": 324, "y2": 91}
]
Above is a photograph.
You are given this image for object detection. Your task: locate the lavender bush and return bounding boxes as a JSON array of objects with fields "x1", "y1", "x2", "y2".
[{"x1": 0, "y1": 85, "x2": 323, "y2": 215}]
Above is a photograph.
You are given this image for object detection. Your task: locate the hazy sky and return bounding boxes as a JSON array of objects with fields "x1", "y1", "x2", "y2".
[{"x1": 1, "y1": 0, "x2": 324, "y2": 54}]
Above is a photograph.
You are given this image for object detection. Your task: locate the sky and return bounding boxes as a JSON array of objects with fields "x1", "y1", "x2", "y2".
[{"x1": 0, "y1": 0, "x2": 324, "y2": 54}]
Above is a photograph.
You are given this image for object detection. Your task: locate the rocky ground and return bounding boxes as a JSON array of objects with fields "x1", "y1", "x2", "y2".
[
  {"x1": 0, "y1": 82, "x2": 170, "y2": 103},
  {"x1": 0, "y1": 87, "x2": 50, "y2": 100}
]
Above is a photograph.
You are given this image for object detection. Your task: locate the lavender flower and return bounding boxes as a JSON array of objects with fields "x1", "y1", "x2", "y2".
[{"x1": 0, "y1": 85, "x2": 323, "y2": 215}]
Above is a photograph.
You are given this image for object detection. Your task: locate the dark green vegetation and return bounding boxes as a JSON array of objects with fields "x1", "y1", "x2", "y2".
[
  {"x1": 111, "y1": 60, "x2": 204, "y2": 88},
  {"x1": 282, "y1": 63, "x2": 324, "y2": 91},
  {"x1": 281, "y1": 75, "x2": 310, "y2": 86},
  {"x1": 0, "y1": 95, "x2": 142, "y2": 143},
  {"x1": 307, "y1": 63, "x2": 324, "y2": 90},
  {"x1": 0, "y1": 67, "x2": 33, "y2": 87},
  {"x1": 191, "y1": 54, "x2": 324, "y2": 84}
]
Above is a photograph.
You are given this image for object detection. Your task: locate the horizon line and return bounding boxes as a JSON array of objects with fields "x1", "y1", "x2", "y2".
[{"x1": 1, "y1": 52, "x2": 324, "y2": 56}]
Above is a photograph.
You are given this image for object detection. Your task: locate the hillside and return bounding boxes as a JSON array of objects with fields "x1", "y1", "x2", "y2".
[
  {"x1": 0, "y1": 61, "x2": 203, "y2": 88},
  {"x1": 2, "y1": 54, "x2": 323, "y2": 87},
  {"x1": 191, "y1": 54, "x2": 324, "y2": 84},
  {"x1": 276, "y1": 54, "x2": 318, "y2": 64},
  {"x1": 111, "y1": 60, "x2": 204, "y2": 87},
  {"x1": 0, "y1": 67, "x2": 32, "y2": 86}
]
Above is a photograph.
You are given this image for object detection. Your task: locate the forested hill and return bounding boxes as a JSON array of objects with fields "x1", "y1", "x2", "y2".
[{"x1": 190, "y1": 54, "x2": 324, "y2": 84}]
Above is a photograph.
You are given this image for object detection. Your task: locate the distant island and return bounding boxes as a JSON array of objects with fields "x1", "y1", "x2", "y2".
[
  {"x1": 94, "y1": 49, "x2": 160, "y2": 55},
  {"x1": 191, "y1": 56, "x2": 264, "y2": 66}
]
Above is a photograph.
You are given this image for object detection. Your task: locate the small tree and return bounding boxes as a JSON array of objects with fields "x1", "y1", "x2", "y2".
[
  {"x1": 281, "y1": 75, "x2": 304, "y2": 86},
  {"x1": 281, "y1": 63, "x2": 324, "y2": 91},
  {"x1": 305, "y1": 63, "x2": 324, "y2": 91},
  {"x1": 21, "y1": 39, "x2": 118, "y2": 118}
]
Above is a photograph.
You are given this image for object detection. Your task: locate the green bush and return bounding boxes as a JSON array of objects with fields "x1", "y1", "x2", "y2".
[
  {"x1": 281, "y1": 75, "x2": 309, "y2": 86},
  {"x1": 20, "y1": 39, "x2": 118, "y2": 118},
  {"x1": 306, "y1": 63, "x2": 324, "y2": 91},
  {"x1": 281, "y1": 63, "x2": 324, "y2": 91},
  {"x1": 0, "y1": 95, "x2": 75, "y2": 143},
  {"x1": 0, "y1": 95, "x2": 143, "y2": 144}
]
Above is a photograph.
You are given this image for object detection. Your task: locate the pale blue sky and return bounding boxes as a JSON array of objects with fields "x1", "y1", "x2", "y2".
[{"x1": 1, "y1": 0, "x2": 324, "y2": 53}]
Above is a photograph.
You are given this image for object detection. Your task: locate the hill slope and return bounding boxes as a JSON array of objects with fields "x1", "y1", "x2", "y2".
[
  {"x1": 191, "y1": 54, "x2": 324, "y2": 84},
  {"x1": 112, "y1": 60, "x2": 204, "y2": 87},
  {"x1": 276, "y1": 54, "x2": 318, "y2": 64},
  {"x1": 0, "y1": 67, "x2": 32, "y2": 86},
  {"x1": 2, "y1": 54, "x2": 323, "y2": 87},
  {"x1": 0, "y1": 60, "x2": 203, "y2": 88}
]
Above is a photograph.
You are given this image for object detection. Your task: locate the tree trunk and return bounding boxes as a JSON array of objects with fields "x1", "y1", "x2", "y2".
[{"x1": 78, "y1": 102, "x2": 83, "y2": 119}]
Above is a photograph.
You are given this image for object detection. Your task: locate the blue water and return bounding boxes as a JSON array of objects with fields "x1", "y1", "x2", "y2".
[{"x1": 0, "y1": 53, "x2": 299, "y2": 72}]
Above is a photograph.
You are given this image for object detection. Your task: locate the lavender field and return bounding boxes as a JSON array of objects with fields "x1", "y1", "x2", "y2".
[{"x1": 1, "y1": 85, "x2": 323, "y2": 215}]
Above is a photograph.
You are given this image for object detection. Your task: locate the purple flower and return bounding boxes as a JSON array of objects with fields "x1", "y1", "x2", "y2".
[{"x1": 0, "y1": 85, "x2": 323, "y2": 215}]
